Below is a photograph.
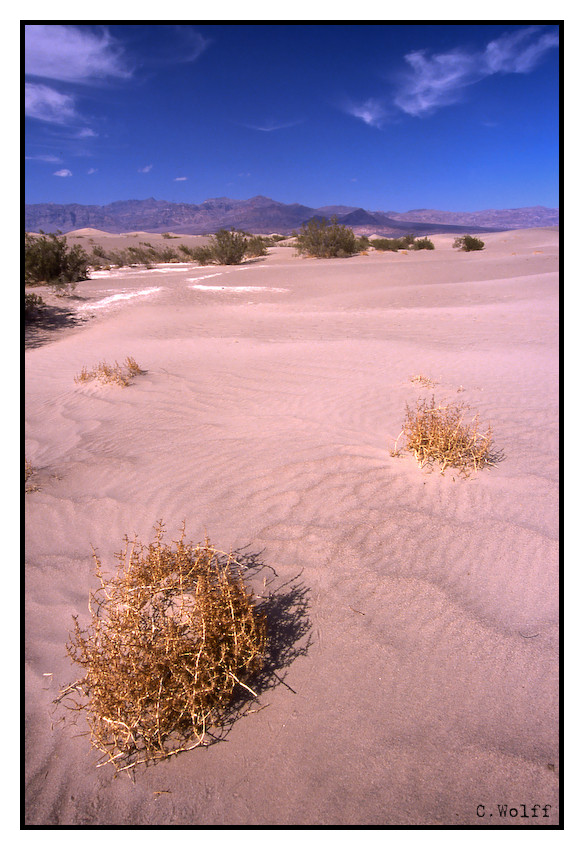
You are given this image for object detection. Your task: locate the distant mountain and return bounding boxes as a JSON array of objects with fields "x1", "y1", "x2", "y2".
[
  {"x1": 24, "y1": 195, "x2": 559, "y2": 236},
  {"x1": 383, "y1": 205, "x2": 560, "y2": 230}
]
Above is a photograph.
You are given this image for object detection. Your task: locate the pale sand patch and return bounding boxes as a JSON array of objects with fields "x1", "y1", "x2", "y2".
[
  {"x1": 25, "y1": 229, "x2": 559, "y2": 825},
  {"x1": 189, "y1": 284, "x2": 288, "y2": 293},
  {"x1": 76, "y1": 287, "x2": 164, "y2": 311}
]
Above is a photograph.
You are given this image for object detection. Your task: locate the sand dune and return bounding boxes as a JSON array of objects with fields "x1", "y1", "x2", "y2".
[{"x1": 24, "y1": 230, "x2": 559, "y2": 825}]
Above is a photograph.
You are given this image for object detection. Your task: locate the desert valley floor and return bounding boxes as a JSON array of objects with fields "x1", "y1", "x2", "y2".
[{"x1": 24, "y1": 228, "x2": 559, "y2": 826}]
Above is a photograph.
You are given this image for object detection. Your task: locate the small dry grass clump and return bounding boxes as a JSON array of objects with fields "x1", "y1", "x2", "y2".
[
  {"x1": 58, "y1": 523, "x2": 266, "y2": 772},
  {"x1": 74, "y1": 356, "x2": 144, "y2": 387},
  {"x1": 393, "y1": 396, "x2": 497, "y2": 475},
  {"x1": 410, "y1": 374, "x2": 436, "y2": 389}
]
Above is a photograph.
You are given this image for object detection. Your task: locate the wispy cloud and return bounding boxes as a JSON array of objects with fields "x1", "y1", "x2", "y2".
[
  {"x1": 164, "y1": 26, "x2": 210, "y2": 64},
  {"x1": 54, "y1": 169, "x2": 73, "y2": 177},
  {"x1": 25, "y1": 24, "x2": 131, "y2": 84},
  {"x1": 345, "y1": 25, "x2": 559, "y2": 126},
  {"x1": 25, "y1": 82, "x2": 78, "y2": 125},
  {"x1": 25, "y1": 153, "x2": 62, "y2": 163},
  {"x1": 24, "y1": 24, "x2": 130, "y2": 139},
  {"x1": 343, "y1": 98, "x2": 389, "y2": 129},
  {"x1": 88, "y1": 168, "x2": 98, "y2": 174},
  {"x1": 174, "y1": 176, "x2": 188, "y2": 181},
  {"x1": 241, "y1": 118, "x2": 303, "y2": 132},
  {"x1": 394, "y1": 26, "x2": 559, "y2": 117},
  {"x1": 138, "y1": 164, "x2": 153, "y2": 173}
]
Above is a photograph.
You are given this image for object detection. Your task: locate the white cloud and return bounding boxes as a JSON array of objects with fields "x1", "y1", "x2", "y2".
[
  {"x1": 394, "y1": 26, "x2": 559, "y2": 117},
  {"x1": 53, "y1": 169, "x2": 73, "y2": 177},
  {"x1": 25, "y1": 154, "x2": 62, "y2": 163},
  {"x1": 483, "y1": 26, "x2": 560, "y2": 74},
  {"x1": 138, "y1": 164, "x2": 153, "y2": 173},
  {"x1": 344, "y1": 98, "x2": 389, "y2": 128},
  {"x1": 24, "y1": 24, "x2": 131, "y2": 84},
  {"x1": 174, "y1": 176, "x2": 188, "y2": 181},
  {"x1": 25, "y1": 82, "x2": 78, "y2": 124},
  {"x1": 88, "y1": 168, "x2": 98, "y2": 174},
  {"x1": 344, "y1": 25, "x2": 559, "y2": 126}
]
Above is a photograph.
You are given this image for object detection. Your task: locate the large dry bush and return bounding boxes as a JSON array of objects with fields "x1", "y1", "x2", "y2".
[
  {"x1": 58, "y1": 524, "x2": 266, "y2": 772},
  {"x1": 393, "y1": 396, "x2": 499, "y2": 476}
]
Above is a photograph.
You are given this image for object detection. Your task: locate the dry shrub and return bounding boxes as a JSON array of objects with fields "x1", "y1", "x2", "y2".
[
  {"x1": 410, "y1": 374, "x2": 435, "y2": 389},
  {"x1": 58, "y1": 523, "x2": 266, "y2": 772},
  {"x1": 393, "y1": 396, "x2": 498, "y2": 475},
  {"x1": 74, "y1": 356, "x2": 144, "y2": 387}
]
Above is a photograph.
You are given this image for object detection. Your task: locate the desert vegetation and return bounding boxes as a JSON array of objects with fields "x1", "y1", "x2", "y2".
[
  {"x1": 74, "y1": 356, "x2": 144, "y2": 387},
  {"x1": 179, "y1": 230, "x2": 277, "y2": 265},
  {"x1": 392, "y1": 396, "x2": 498, "y2": 475},
  {"x1": 453, "y1": 234, "x2": 485, "y2": 252},
  {"x1": 57, "y1": 523, "x2": 266, "y2": 772},
  {"x1": 293, "y1": 216, "x2": 360, "y2": 258},
  {"x1": 24, "y1": 292, "x2": 47, "y2": 322},
  {"x1": 25, "y1": 231, "x2": 90, "y2": 289},
  {"x1": 370, "y1": 235, "x2": 435, "y2": 252}
]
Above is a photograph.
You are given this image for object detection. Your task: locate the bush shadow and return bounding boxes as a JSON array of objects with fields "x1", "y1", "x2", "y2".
[
  {"x1": 196, "y1": 547, "x2": 313, "y2": 748},
  {"x1": 24, "y1": 302, "x2": 88, "y2": 349}
]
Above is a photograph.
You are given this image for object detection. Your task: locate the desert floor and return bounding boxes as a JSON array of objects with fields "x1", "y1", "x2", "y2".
[{"x1": 24, "y1": 228, "x2": 559, "y2": 826}]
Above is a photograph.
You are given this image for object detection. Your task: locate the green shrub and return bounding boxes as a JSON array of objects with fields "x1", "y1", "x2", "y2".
[
  {"x1": 210, "y1": 229, "x2": 248, "y2": 265},
  {"x1": 245, "y1": 236, "x2": 269, "y2": 258},
  {"x1": 294, "y1": 216, "x2": 358, "y2": 258},
  {"x1": 188, "y1": 245, "x2": 215, "y2": 265},
  {"x1": 370, "y1": 238, "x2": 399, "y2": 252},
  {"x1": 412, "y1": 237, "x2": 435, "y2": 250},
  {"x1": 453, "y1": 234, "x2": 485, "y2": 252},
  {"x1": 25, "y1": 231, "x2": 89, "y2": 287},
  {"x1": 24, "y1": 291, "x2": 46, "y2": 321}
]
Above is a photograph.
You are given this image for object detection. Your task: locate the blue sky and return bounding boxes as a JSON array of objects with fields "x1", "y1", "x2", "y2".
[{"x1": 24, "y1": 23, "x2": 560, "y2": 212}]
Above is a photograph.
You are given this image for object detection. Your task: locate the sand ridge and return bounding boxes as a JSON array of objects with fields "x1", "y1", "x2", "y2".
[{"x1": 24, "y1": 229, "x2": 559, "y2": 825}]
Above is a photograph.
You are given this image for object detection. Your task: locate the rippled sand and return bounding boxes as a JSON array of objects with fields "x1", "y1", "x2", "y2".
[{"x1": 25, "y1": 230, "x2": 559, "y2": 825}]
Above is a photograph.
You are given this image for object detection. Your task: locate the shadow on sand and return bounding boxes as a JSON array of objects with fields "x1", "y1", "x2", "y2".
[{"x1": 25, "y1": 302, "x2": 88, "y2": 350}]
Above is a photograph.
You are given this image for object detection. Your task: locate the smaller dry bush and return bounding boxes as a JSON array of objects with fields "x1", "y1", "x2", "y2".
[
  {"x1": 74, "y1": 356, "x2": 144, "y2": 387},
  {"x1": 58, "y1": 523, "x2": 266, "y2": 772},
  {"x1": 410, "y1": 374, "x2": 435, "y2": 389},
  {"x1": 393, "y1": 396, "x2": 497, "y2": 475}
]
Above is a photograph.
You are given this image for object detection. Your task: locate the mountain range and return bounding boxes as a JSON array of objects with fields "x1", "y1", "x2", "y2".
[{"x1": 24, "y1": 195, "x2": 559, "y2": 237}]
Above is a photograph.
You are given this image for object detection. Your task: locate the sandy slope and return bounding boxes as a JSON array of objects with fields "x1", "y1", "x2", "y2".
[{"x1": 24, "y1": 229, "x2": 560, "y2": 826}]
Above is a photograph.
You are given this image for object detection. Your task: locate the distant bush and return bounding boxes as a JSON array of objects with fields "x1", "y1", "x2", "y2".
[
  {"x1": 453, "y1": 234, "x2": 485, "y2": 252},
  {"x1": 25, "y1": 231, "x2": 90, "y2": 288},
  {"x1": 294, "y1": 216, "x2": 358, "y2": 258},
  {"x1": 412, "y1": 237, "x2": 435, "y2": 250},
  {"x1": 370, "y1": 238, "x2": 399, "y2": 252},
  {"x1": 245, "y1": 235, "x2": 269, "y2": 258},
  {"x1": 370, "y1": 235, "x2": 434, "y2": 252},
  {"x1": 210, "y1": 229, "x2": 249, "y2": 265},
  {"x1": 188, "y1": 245, "x2": 215, "y2": 265}
]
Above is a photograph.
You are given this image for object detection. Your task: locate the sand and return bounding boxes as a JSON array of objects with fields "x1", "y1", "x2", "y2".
[{"x1": 24, "y1": 228, "x2": 560, "y2": 826}]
